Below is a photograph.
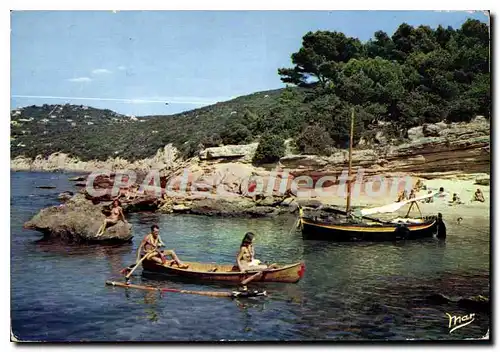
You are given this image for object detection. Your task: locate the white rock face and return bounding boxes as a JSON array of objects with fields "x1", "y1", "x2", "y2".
[{"x1": 198, "y1": 143, "x2": 259, "y2": 162}]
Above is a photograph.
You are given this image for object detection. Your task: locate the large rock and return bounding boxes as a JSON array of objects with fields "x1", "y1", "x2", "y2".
[
  {"x1": 279, "y1": 155, "x2": 329, "y2": 169},
  {"x1": 23, "y1": 194, "x2": 133, "y2": 243},
  {"x1": 10, "y1": 144, "x2": 181, "y2": 173},
  {"x1": 68, "y1": 176, "x2": 87, "y2": 182},
  {"x1": 407, "y1": 126, "x2": 424, "y2": 141},
  {"x1": 276, "y1": 119, "x2": 489, "y2": 184},
  {"x1": 172, "y1": 204, "x2": 191, "y2": 213},
  {"x1": 57, "y1": 191, "x2": 74, "y2": 202},
  {"x1": 475, "y1": 176, "x2": 490, "y2": 186},
  {"x1": 188, "y1": 198, "x2": 279, "y2": 218},
  {"x1": 422, "y1": 123, "x2": 443, "y2": 137},
  {"x1": 122, "y1": 195, "x2": 160, "y2": 212},
  {"x1": 198, "y1": 143, "x2": 258, "y2": 162},
  {"x1": 374, "y1": 131, "x2": 387, "y2": 145},
  {"x1": 133, "y1": 143, "x2": 179, "y2": 171},
  {"x1": 426, "y1": 293, "x2": 489, "y2": 313},
  {"x1": 472, "y1": 115, "x2": 487, "y2": 124}
]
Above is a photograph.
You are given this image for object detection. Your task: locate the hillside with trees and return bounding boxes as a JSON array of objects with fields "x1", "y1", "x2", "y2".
[{"x1": 10, "y1": 19, "x2": 489, "y2": 163}]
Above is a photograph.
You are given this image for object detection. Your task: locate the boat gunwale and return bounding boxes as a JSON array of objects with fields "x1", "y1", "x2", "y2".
[
  {"x1": 301, "y1": 218, "x2": 437, "y2": 232},
  {"x1": 144, "y1": 260, "x2": 303, "y2": 276}
]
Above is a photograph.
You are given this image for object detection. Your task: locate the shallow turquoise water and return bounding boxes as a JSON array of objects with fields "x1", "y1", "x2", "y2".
[{"x1": 11, "y1": 171, "x2": 490, "y2": 341}]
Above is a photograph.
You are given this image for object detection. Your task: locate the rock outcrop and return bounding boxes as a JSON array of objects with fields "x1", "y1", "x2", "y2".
[
  {"x1": 426, "y1": 293, "x2": 489, "y2": 313},
  {"x1": 24, "y1": 194, "x2": 133, "y2": 243},
  {"x1": 11, "y1": 144, "x2": 181, "y2": 173},
  {"x1": 475, "y1": 175, "x2": 490, "y2": 186},
  {"x1": 281, "y1": 118, "x2": 490, "y2": 180},
  {"x1": 198, "y1": 143, "x2": 258, "y2": 162},
  {"x1": 12, "y1": 120, "x2": 490, "y2": 181},
  {"x1": 187, "y1": 198, "x2": 285, "y2": 218},
  {"x1": 57, "y1": 191, "x2": 74, "y2": 202},
  {"x1": 15, "y1": 118, "x2": 490, "y2": 221}
]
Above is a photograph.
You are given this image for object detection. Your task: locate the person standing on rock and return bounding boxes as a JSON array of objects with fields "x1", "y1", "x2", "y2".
[
  {"x1": 96, "y1": 199, "x2": 127, "y2": 236},
  {"x1": 136, "y1": 224, "x2": 189, "y2": 268}
]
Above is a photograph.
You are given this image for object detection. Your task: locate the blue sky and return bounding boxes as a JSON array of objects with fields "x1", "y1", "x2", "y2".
[{"x1": 10, "y1": 10, "x2": 488, "y2": 116}]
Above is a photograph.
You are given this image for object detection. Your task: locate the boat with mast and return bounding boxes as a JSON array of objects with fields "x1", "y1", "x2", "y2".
[{"x1": 298, "y1": 108, "x2": 446, "y2": 242}]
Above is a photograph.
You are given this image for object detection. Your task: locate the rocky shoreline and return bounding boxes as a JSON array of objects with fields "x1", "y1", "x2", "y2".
[
  {"x1": 18, "y1": 117, "x2": 490, "y2": 243},
  {"x1": 11, "y1": 117, "x2": 490, "y2": 175}
]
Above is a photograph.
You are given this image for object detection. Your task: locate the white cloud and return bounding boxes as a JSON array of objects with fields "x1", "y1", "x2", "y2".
[
  {"x1": 91, "y1": 68, "x2": 112, "y2": 75},
  {"x1": 67, "y1": 77, "x2": 92, "y2": 83},
  {"x1": 117, "y1": 66, "x2": 127, "y2": 71}
]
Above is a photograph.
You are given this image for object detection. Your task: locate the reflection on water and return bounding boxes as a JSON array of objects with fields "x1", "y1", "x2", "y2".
[
  {"x1": 143, "y1": 291, "x2": 160, "y2": 323},
  {"x1": 11, "y1": 171, "x2": 490, "y2": 341}
]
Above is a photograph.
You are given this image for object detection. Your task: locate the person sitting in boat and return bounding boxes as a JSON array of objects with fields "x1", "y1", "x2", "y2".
[
  {"x1": 96, "y1": 199, "x2": 126, "y2": 236},
  {"x1": 136, "y1": 224, "x2": 189, "y2": 268},
  {"x1": 472, "y1": 188, "x2": 485, "y2": 203},
  {"x1": 236, "y1": 232, "x2": 278, "y2": 272}
]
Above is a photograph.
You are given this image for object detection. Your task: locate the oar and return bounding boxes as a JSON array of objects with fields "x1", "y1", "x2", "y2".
[
  {"x1": 105, "y1": 281, "x2": 266, "y2": 298},
  {"x1": 120, "y1": 252, "x2": 154, "y2": 279},
  {"x1": 240, "y1": 265, "x2": 277, "y2": 286},
  {"x1": 240, "y1": 271, "x2": 263, "y2": 286}
]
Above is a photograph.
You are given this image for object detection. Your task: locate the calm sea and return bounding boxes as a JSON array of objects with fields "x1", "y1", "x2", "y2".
[{"x1": 11, "y1": 171, "x2": 490, "y2": 341}]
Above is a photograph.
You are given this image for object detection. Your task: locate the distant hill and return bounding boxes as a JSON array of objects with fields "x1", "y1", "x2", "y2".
[{"x1": 10, "y1": 88, "x2": 294, "y2": 161}]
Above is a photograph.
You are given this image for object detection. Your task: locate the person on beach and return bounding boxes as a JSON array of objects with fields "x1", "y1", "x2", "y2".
[
  {"x1": 437, "y1": 187, "x2": 447, "y2": 198},
  {"x1": 472, "y1": 188, "x2": 485, "y2": 203},
  {"x1": 409, "y1": 189, "x2": 416, "y2": 199},
  {"x1": 449, "y1": 193, "x2": 463, "y2": 205},
  {"x1": 136, "y1": 224, "x2": 189, "y2": 268},
  {"x1": 397, "y1": 190, "x2": 408, "y2": 202},
  {"x1": 414, "y1": 179, "x2": 425, "y2": 191},
  {"x1": 96, "y1": 199, "x2": 126, "y2": 236},
  {"x1": 425, "y1": 190, "x2": 434, "y2": 203},
  {"x1": 236, "y1": 232, "x2": 278, "y2": 272}
]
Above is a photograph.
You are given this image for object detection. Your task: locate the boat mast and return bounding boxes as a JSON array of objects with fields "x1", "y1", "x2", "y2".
[{"x1": 346, "y1": 108, "x2": 355, "y2": 214}]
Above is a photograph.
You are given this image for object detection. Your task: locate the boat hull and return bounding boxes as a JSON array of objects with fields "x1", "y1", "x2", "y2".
[
  {"x1": 142, "y1": 260, "x2": 305, "y2": 284},
  {"x1": 301, "y1": 217, "x2": 438, "y2": 242}
]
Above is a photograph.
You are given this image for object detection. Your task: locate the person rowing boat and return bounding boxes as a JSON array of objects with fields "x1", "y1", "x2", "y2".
[{"x1": 136, "y1": 225, "x2": 189, "y2": 269}]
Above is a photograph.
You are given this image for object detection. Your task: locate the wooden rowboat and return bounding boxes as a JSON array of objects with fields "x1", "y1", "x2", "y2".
[{"x1": 142, "y1": 259, "x2": 305, "y2": 284}]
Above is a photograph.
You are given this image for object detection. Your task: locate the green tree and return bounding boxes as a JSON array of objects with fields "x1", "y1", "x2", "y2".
[
  {"x1": 252, "y1": 134, "x2": 285, "y2": 164},
  {"x1": 296, "y1": 124, "x2": 334, "y2": 155},
  {"x1": 220, "y1": 123, "x2": 252, "y2": 145},
  {"x1": 391, "y1": 23, "x2": 416, "y2": 61},
  {"x1": 278, "y1": 31, "x2": 363, "y2": 87},
  {"x1": 366, "y1": 30, "x2": 395, "y2": 59}
]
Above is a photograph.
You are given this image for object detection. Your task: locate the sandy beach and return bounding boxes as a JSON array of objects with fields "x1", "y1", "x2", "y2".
[{"x1": 306, "y1": 176, "x2": 490, "y2": 226}]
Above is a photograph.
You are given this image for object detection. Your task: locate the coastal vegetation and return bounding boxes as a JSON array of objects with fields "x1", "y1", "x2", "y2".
[{"x1": 10, "y1": 19, "x2": 489, "y2": 164}]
